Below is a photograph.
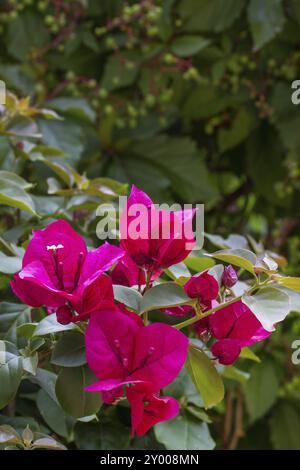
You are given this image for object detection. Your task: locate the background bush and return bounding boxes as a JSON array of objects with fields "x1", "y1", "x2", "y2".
[{"x1": 0, "y1": 0, "x2": 300, "y2": 450}]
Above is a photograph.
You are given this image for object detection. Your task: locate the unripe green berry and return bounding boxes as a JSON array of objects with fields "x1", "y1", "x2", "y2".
[
  {"x1": 95, "y1": 26, "x2": 107, "y2": 36},
  {"x1": 34, "y1": 83, "x2": 44, "y2": 94},
  {"x1": 87, "y1": 78, "x2": 97, "y2": 89},
  {"x1": 37, "y1": 1, "x2": 47, "y2": 12},
  {"x1": 8, "y1": 10, "x2": 18, "y2": 21},
  {"x1": 125, "y1": 61, "x2": 135, "y2": 70},
  {"x1": 99, "y1": 88, "x2": 108, "y2": 99},
  {"x1": 116, "y1": 118, "x2": 125, "y2": 129},
  {"x1": 163, "y1": 53, "x2": 176, "y2": 65},
  {"x1": 104, "y1": 104, "x2": 114, "y2": 115},
  {"x1": 51, "y1": 24, "x2": 59, "y2": 34},
  {"x1": 112, "y1": 76, "x2": 120, "y2": 86},
  {"x1": 127, "y1": 105, "x2": 137, "y2": 117},
  {"x1": 145, "y1": 94, "x2": 156, "y2": 108},
  {"x1": 147, "y1": 26, "x2": 158, "y2": 37},
  {"x1": 45, "y1": 15, "x2": 55, "y2": 26},
  {"x1": 66, "y1": 70, "x2": 76, "y2": 81},
  {"x1": 129, "y1": 118, "x2": 137, "y2": 129},
  {"x1": 105, "y1": 36, "x2": 116, "y2": 49}
]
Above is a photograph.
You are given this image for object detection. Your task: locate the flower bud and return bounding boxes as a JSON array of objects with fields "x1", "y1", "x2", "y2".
[
  {"x1": 56, "y1": 305, "x2": 73, "y2": 325},
  {"x1": 221, "y1": 265, "x2": 238, "y2": 288}
]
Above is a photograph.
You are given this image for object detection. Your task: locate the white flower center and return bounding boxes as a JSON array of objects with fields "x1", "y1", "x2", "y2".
[{"x1": 47, "y1": 244, "x2": 64, "y2": 251}]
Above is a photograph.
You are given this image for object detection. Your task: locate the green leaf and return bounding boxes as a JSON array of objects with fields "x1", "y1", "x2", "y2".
[
  {"x1": 186, "y1": 344, "x2": 224, "y2": 408},
  {"x1": 32, "y1": 436, "x2": 66, "y2": 450},
  {"x1": 16, "y1": 323, "x2": 37, "y2": 339},
  {"x1": 155, "y1": 413, "x2": 215, "y2": 450},
  {"x1": 75, "y1": 419, "x2": 130, "y2": 450},
  {"x1": 0, "y1": 171, "x2": 33, "y2": 190},
  {"x1": 0, "y1": 342, "x2": 23, "y2": 409},
  {"x1": 0, "y1": 252, "x2": 22, "y2": 274},
  {"x1": 247, "y1": 0, "x2": 285, "y2": 51},
  {"x1": 101, "y1": 52, "x2": 139, "y2": 91},
  {"x1": 244, "y1": 360, "x2": 279, "y2": 423},
  {"x1": 270, "y1": 403, "x2": 300, "y2": 450},
  {"x1": 207, "y1": 264, "x2": 224, "y2": 286},
  {"x1": 165, "y1": 262, "x2": 191, "y2": 280},
  {"x1": 39, "y1": 119, "x2": 85, "y2": 161},
  {"x1": 222, "y1": 365, "x2": 250, "y2": 384},
  {"x1": 22, "y1": 354, "x2": 38, "y2": 375},
  {"x1": 165, "y1": 368, "x2": 204, "y2": 408},
  {"x1": 205, "y1": 233, "x2": 248, "y2": 250},
  {"x1": 37, "y1": 389, "x2": 73, "y2": 438},
  {"x1": 239, "y1": 347, "x2": 261, "y2": 363},
  {"x1": 140, "y1": 282, "x2": 191, "y2": 313},
  {"x1": 210, "y1": 248, "x2": 257, "y2": 274},
  {"x1": 246, "y1": 128, "x2": 285, "y2": 203},
  {"x1": 22, "y1": 426, "x2": 33, "y2": 446},
  {"x1": 0, "y1": 302, "x2": 31, "y2": 345},
  {"x1": 47, "y1": 97, "x2": 96, "y2": 124},
  {"x1": 0, "y1": 425, "x2": 21, "y2": 445},
  {"x1": 0, "y1": 177, "x2": 37, "y2": 216},
  {"x1": 51, "y1": 331, "x2": 86, "y2": 367},
  {"x1": 7, "y1": 10, "x2": 49, "y2": 60},
  {"x1": 178, "y1": 0, "x2": 246, "y2": 33},
  {"x1": 56, "y1": 366, "x2": 102, "y2": 419},
  {"x1": 243, "y1": 286, "x2": 290, "y2": 332},
  {"x1": 218, "y1": 107, "x2": 256, "y2": 153},
  {"x1": 34, "y1": 314, "x2": 76, "y2": 336},
  {"x1": 184, "y1": 255, "x2": 215, "y2": 273},
  {"x1": 113, "y1": 285, "x2": 142, "y2": 312},
  {"x1": 276, "y1": 276, "x2": 300, "y2": 293},
  {"x1": 134, "y1": 136, "x2": 218, "y2": 203},
  {"x1": 171, "y1": 36, "x2": 211, "y2": 57},
  {"x1": 30, "y1": 368, "x2": 58, "y2": 403}
]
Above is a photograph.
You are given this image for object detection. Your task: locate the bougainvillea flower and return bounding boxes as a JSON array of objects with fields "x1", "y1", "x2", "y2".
[
  {"x1": 101, "y1": 386, "x2": 124, "y2": 405},
  {"x1": 210, "y1": 300, "x2": 271, "y2": 365},
  {"x1": 120, "y1": 185, "x2": 196, "y2": 272},
  {"x1": 111, "y1": 255, "x2": 145, "y2": 287},
  {"x1": 11, "y1": 219, "x2": 123, "y2": 322},
  {"x1": 85, "y1": 307, "x2": 188, "y2": 393},
  {"x1": 221, "y1": 265, "x2": 238, "y2": 288},
  {"x1": 127, "y1": 385, "x2": 179, "y2": 436},
  {"x1": 211, "y1": 339, "x2": 242, "y2": 365},
  {"x1": 162, "y1": 271, "x2": 219, "y2": 317},
  {"x1": 185, "y1": 271, "x2": 219, "y2": 304}
]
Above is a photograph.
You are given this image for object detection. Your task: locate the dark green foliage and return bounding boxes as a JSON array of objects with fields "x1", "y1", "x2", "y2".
[{"x1": 0, "y1": 0, "x2": 300, "y2": 451}]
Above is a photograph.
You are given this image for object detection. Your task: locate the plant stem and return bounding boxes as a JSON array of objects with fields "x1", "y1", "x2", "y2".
[{"x1": 174, "y1": 281, "x2": 271, "y2": 330}]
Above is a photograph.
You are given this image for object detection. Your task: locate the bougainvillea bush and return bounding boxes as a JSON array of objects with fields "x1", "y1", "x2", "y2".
[
  {"x1": 1, "y1": 181, "x2": 300, "y2": 450},
  {"x1": 1, "y1": 0, "x2": 300, "y2": 451}
]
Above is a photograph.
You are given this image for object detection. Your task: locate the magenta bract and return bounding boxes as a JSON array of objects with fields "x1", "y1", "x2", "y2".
[
  {"x1": 120, "y1": 185, "x2": 196, "y2": 272},
  {"x1": 210, "y1": 300, "x2": 271, "y2": 364},
  {"x1": 111, "y1": 254, "x2": 146, "y2": 287},
  {"x1": 85, "y1": 307, "x2": 188, "y2": 393},
  {"x1": 11, "y1": 219, "x2": 123, "y2": 322},
  {"x1": 127, "y1": 386, "x2": 179, "y2": 436}
]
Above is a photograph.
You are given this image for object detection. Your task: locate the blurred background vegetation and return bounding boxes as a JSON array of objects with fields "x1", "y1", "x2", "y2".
[{"x1": 1, "y1": 0, "x2": 300, "y2": 450}]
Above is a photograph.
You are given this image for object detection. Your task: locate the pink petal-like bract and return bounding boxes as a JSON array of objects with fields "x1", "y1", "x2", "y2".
[
  {"x1": 111, "y1": 255, "x2": 145, "y2": 287},
  {"x1": 211, "y1": 339, "x2": 241, "y2": 365},
  {"x1": 85, "y1": 308, "x2": 188, "y2": 393},
  {"x1": 11, "y1": 219, "x2": 124, "y2": 323},
  {"x1": 120, "y1": 185, "x2": 196, "y2": 271},
  {"x1": 127, "y1": 386, "x2": 179, "y2": 436},
  {"x1": 209, "y1": 300, "x2": 271, "y2": 364},
  {"x1": 185, "y1": 271, "x2": 219, "y2": 303}
]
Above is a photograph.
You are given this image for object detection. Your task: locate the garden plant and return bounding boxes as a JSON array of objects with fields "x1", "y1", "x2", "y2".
[{"x1": 0, "y1": 0, "x2": 300, "y2": 452}]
